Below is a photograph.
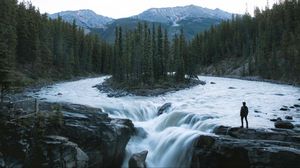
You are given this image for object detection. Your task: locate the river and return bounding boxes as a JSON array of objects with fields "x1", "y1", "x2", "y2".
[{"x1": 32, "y1": 76, "x2": 300, "y2": 167}]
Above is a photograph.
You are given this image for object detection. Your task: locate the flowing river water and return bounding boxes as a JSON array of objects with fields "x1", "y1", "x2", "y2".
[{"x1": 33, "y1": 76, "x2": 300, "y2": 167}]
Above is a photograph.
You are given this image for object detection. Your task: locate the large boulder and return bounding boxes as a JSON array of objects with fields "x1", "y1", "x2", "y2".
[
  {"x1": 52, "y1": 103, "x2": 135, "y2": 168},
  {"x1": 41, "y1": 136, "x2": 89, "y2": 168},
  {"x1": 0, "y1": 102, "x2": 135, "y2": 168},
  {"x1": 191, "y1": 135, "x2": 300, "y2": 168},
  {"x1": 128, "y1": 150, "x2": 148, "y2": 168},
  {"x1": 192, "y1": 126, "x2": 300, "y2": 167},
  {"x1": 285, "y1": 116, "x2": 293, "y2": 120},
  {"x1": 294, "y1": 104, "x2": 300, "y2": 107},
  {"x1": 275, "y1": 120, "x2": 294, "y2": 129},
  {"x1": 157, "y1": 103, "x2": 172, "y2": 116},
  {"x1": 213, "y1": 126, "x2": 300, "y2": 143}
]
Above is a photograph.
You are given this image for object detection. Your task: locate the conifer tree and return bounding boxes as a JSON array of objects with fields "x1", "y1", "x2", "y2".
[{"x1": 0, "y1": 0, "x2": 17, "y2": 102}]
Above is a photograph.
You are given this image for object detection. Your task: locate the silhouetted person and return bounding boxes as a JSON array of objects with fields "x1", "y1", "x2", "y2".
[{"x1": 240, "y1": 102, "x2": 248, "y2": 128}]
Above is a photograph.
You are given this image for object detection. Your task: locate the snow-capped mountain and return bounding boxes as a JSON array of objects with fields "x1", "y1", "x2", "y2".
[
  {"x1": 49, "y1": 9, "x2": 114, "y2": 29},
  {"x1": 132, "y1": 5, "x2": 232, "y2": 26},
  {"x1": 49, "y1": 5, "x2": 233, "y2": 41}
]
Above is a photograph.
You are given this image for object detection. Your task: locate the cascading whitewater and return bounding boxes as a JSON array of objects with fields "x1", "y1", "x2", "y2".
[
  {"x1": 33, "y1": 76, "x2": 300, "y2": 167},
  {"x1": 122, "y1": 110, "x2": 217, "y2": 168}
]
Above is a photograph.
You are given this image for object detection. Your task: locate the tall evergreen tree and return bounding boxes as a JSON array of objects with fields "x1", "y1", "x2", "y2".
[
  {"x1": 163, "y1": 29, "x2": 170, "y2": 76},
  {"x1": 175, "y1": 30, "x2": 186, "y2": 82},
  {"x1": 0, "y1": 1, "x2": 112, "y2": 87},
  {"x1": 0, "y1": 0, "x2": 17, "y2": 102},
  {"x1": 190, "y1": 0, "x2": 300, "y2": 83}
]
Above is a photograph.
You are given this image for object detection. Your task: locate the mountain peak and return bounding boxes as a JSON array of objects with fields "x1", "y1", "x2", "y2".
[
  {"x1": 132, "y1": 5, "x2": 231, "y2": 24},
  {"x1": 49, "y1": 9, "x2": 114, "y2": 29}
]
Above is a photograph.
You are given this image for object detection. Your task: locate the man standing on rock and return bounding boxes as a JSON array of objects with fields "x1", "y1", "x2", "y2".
[{"x1": 240, "y1": 102, "x2": 248, "y2": 128}]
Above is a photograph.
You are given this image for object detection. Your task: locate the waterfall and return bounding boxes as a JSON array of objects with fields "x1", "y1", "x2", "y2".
[
  {"x1": 121, "y1": 109, "x2": 217, "y2": 168},
  {"x1": 33, "y1": 76, "x2": 300, "y2": 168}
]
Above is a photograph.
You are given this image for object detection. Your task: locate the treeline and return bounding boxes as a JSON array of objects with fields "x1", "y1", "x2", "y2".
[
  {"x1": 1, "y1": 0, "x2": 299, "y2": 93},
  {"x1": 190, "y1": 0, "x2": 300, "y2": 83},
  {"x1": 0, "y1": 0, "x2": 112, "y2": 87},
  {"x1": 112, "y1": 23, "x2": 196, "y2": 85},
  {"x1": 112, "y1": 0, "x2": 300, "y2": 85}
]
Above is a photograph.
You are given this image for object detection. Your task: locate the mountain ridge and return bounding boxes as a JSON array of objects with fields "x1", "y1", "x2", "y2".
[
  {"x1": 49, "y1": 9, "x2": 114, "y2": 29},
  {"x1": 132, "y1": 5, "x2": 232, "y2": 25},
  {"x1": 49, "y1": 5, "x2": 233, "y2": 41}
]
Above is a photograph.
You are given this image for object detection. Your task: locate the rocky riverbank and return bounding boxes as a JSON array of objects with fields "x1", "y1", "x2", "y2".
[
  {"x1": 0, "y1": 100, "x2": 134, "y2": 168},
  {"x1": 191, "y1": 126, "x2": 300, "y2": 168},
  {"x1": 94, "y1": 77, "x2": 206, "y2": 97},
  {"x1": 199, "y1": 56, "x2": 300, "y2": 86}
]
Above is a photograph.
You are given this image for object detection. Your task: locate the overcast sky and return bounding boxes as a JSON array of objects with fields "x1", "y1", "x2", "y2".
[{"x1": 23, "y1": 0, "x2": 278, "y2": 18}]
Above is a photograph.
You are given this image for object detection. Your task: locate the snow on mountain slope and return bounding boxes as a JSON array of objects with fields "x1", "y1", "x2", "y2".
[
  {"x1": 49, "y1": 9, "x2": 114, "y2": 29},
  {"x1": 49, "y1": 5, "x2": 232, "y2": 40},
  {"x1": 133, "y1": 5, "x2": 232, "y2": 25}
]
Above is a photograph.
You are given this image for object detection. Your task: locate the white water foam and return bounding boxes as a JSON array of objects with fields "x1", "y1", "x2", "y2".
[{"x1": 32, "y1": 76, "x2": 300, "y2": 167}]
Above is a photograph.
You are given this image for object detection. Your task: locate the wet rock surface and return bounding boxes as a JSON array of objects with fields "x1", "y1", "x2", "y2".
[
  {"x1": 270, "y1": 117, "x2": 282, "y2": 122},
  {"x1": 0, "y1": 101, "x2": 134, "y2": 168},
  {"x1": 157, "y1": 103, "x2": 172, "y2": 116},
  {"x1": 275, "y1": 120, "x2": 295, "y2": 129},
  {"x1": 274, "y1": 93, "x2": 285, "y2": 96},
  {"x1": 41, "y1": 135, "x2": 89, "y2": 168},
  {"x1": 128, "y1": 150, "x2": 148, "y2": 168},
  {"x1": 191, "y1": 126, "x2": 300, "y2": 168},
  {"x1": 280, "y1": 107, "x2": 289, "y2": 111}
]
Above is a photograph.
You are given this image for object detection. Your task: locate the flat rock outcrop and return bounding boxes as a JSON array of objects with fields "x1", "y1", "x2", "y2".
[
  {"x1": 0, "y1": 101, "x2": 134, "y2": 168},
  {"x1": 191, "y1": 126, "x2": 300, "y2": 168}
]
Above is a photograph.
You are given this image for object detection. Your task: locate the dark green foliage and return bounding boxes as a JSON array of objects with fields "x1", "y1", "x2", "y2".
[
  {"x1": 3, "y1": 0, "x2": 298, "y2": 90},
  {"x1": 190, "y1": 0, "x2": 300, "y2": 83},
  {"x1": 1, "y1": 1, "x2": 112, "y2": 88},
  {"x1": 176, "y1": 30, "x2": 187, "y2": 82},
  {"x1": 111, "y1": 23, "x2": 193, "y2": 85},
  {"x1": 30, "y1": 112, "x2": 47, "y2": 167},
  {"x1": 90, "y1": 17, "x2": 224, "y2": 43},
  {"x1": 49, "y1": 105, "x2": 64, "y2": 128},
  {"x1": 0, "y1": 0, "x2": 17, "y2": 102}
]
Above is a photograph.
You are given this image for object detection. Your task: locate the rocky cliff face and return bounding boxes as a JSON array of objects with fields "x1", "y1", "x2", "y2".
[
  {"x1": 191, "y1": 126, "x2": 300, "y2": 168},
  {"x1": 0, "y1": 101, "x2": 134, "y2": 168}
]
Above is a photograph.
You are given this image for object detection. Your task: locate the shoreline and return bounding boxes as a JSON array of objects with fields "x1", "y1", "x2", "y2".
[
  {"x1": 199, "y1": 74, "x2": 300, "y2": 88},
  {"x1": 94, "y1": 77, "x2": 206, "y2": 97},
  {"x1": 7, "y1": 74, "x2": 104, "y2": 102},
  {"x1": 19, "y1": 73, "x2": 300, "y2": 94},
  {"x1": 7, "y1": 74, "x2": 299, "y2": 102}
]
